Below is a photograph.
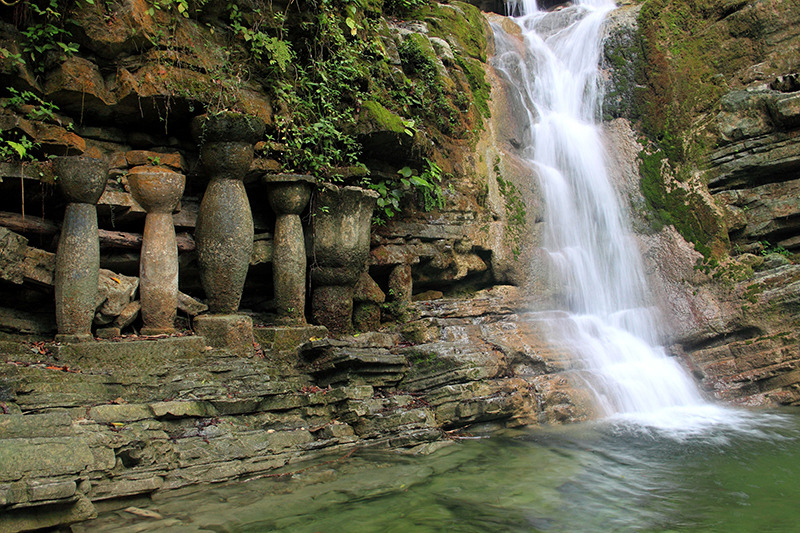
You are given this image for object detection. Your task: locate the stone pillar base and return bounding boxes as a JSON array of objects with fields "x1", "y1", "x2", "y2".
[
  {"x1": 194, "y1": 314, "x2": 254, "y2": 357},
  {"x1": 254, "y1": 324, "x2": 328, "y2": 353},
  {"x1": 312, "y1": 285, "x2": 354, "y2": 334},
  {"x1": 354, "y1": 302, "x2": 381, "y2": 332}
]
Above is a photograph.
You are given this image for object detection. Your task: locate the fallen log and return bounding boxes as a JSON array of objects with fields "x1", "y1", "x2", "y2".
[
  {"x1": 0, "y1": 211, "x2": 58, "y2": 235},
  {"x1": 98, "y1": 229, "x2": 196, "y2": 252}
]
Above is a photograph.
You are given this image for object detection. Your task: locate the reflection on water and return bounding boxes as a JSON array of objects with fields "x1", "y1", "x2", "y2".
[{"x1": 81, "y1": 408, "x2": 800, "y2": 532}]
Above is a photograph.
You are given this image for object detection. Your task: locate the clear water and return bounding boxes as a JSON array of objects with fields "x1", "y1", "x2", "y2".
[
  {"x1": 492, "y1": 1, "x2": 710, "y2": 420},
  {"x1": 82, "y1": 409, "x2": 800, "y2": 532}
]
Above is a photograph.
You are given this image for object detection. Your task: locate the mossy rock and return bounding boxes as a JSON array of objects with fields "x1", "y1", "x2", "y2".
[
  {"x1": 399, "y1": 33, "x2": 440, "y2": 81},
  {"x1": 639, "y1": 149, "x2": 729, "y2": 258},
  {"x1": 424, "y1": 1, "x2": 488, "y2": 62},
  {"x1": 356, "y1": 100, "x2": 408, "y2": 135},
  {"x1": 454, "y1": 55, "x2": 491, "y2": 120}
]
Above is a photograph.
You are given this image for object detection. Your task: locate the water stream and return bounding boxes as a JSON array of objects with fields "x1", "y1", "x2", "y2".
[{"x1": 492, "y1": 0, "x2": 717, "y2": 427}]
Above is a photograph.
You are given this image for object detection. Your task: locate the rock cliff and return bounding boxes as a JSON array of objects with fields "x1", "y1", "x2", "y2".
[{"x1": 603, "y1": 0, "x2": 800, "y2": 406}]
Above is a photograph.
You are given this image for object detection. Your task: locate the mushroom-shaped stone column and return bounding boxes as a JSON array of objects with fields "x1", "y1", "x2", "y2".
[
  {"x1": 52, "y1": 156, "x2": 109, "y2": 343},
  {"x1": 128, "y1": 166, "x2": 185, "y2": 335},
  {"x1": 310, "y1": 185, "x2": 379, "y2": 334},
  {"x1": 192, "y1": 112, "x2": 266, "y2": 313},
  {"x1": 191, "y1": 112, "x2": 265, "y2": 357},
  {"x1": 265, "y1": 174, "x2": 314, "y2": 324}
]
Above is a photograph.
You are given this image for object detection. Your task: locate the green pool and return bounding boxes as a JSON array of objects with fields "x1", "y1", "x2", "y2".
[{"x1": 79, "y1": 407, "x2": 800, "y2": 532}]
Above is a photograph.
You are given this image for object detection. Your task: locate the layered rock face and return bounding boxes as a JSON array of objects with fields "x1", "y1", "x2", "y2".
[
  {"x1": 0, "y1": 287, "x2": 590, "y2": 532},
  {"x1": 603, "y1": 0, "x2": 800, "y2": 407}
]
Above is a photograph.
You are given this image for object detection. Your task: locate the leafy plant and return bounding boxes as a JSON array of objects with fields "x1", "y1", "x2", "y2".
[
  {"x1": 265, "y1": 0, "x2": 370, "y2": 175},
  {"x1": 370, "y1": 158, "x2": 448, "y2": 224},
  {"x1": 0, "y1": 131, "x2": 36, "y2": 162},
  {"x1": 5, "y1": 87, "x2": 61, "y2": 123},
  {"x1": 759, "y1": 241, "x2": 791, "y2": 259},
  {"x1": 227, "y1": 2, "x2": 293, "y2": 73},
  {"x1": 147, "y1": 0, "x2": 193, "y2": 18},
  {"x1": 0, "y1": 46, "x2": 25, "y2": 70},
  {"x1": 383, "y1": 0, "x2": 428, "y2": 16},
  {"x1": 19, "y1": 0, "x2": 82, "y2": 75}
]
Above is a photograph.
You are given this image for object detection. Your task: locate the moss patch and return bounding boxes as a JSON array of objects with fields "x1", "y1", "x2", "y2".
[
  {"x1": 424, "y1": 1, "x2": 488, "y2": 62},
  {"x1": 357, "y1": 100, "x2": 408, "y2": 135},
  {"x1": 639, "y1": 148, "x2": 729, "y2": 257}
]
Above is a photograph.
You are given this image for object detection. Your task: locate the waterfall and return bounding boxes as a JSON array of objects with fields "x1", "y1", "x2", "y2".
[{"x1": 492, "y1": 1, "x2": 722, "y2": 427}]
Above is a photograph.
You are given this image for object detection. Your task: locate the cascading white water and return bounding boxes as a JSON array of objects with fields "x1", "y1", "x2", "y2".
[{"x1": 493, "y1": 0, "x2": 721, "y2": 426}]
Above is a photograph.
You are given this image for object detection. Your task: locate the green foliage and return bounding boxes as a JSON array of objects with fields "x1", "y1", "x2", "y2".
[
  {"x1": 264, "y1": 0, "x2": 373, "y2": 175},
  {"x1": 147, "y1": 0, "x2": 194, "y2": 18},
  {"x1": 406, "y1": 349, "x2": 444, "y2": 369},
  {"x1": 270, "y1": 58, "x2": 365, "y2": 174},
  {"x1": 370, "y1": 158, "x2": 448, "y2": 223},
  {"x1": 0, "y1": 132, "x2": 36, "y2": 162},
  {"x1": 0, "y1": 87, "x2": 67, "y2": 162},
  {"x1": 19, "y1": 0, "x2": 82, "y2": 75},
  {"x1": 227, "y1": 2, "x2": 293, "y2": 73},
  {"x1": 638, "y1": 146, "x2": 729, "y2": 258},
  {"x1": 417, "y1": 158, "x2": 447, "y2": 212},
  {"x1": 383, "y1": 0, "x2": 428, "y2": 16},
  {"x1": 5, "y1": 87, "x2": 61, "y2": 123},
  {"x1": 0, "y1": 47, "x2": 25, "y2": 71},
  {"x1": 495, "y1": 158, "x2": 526, "y2": 260},
  {"x1": 694, "y1": 255, "x2": 753, "y2": 286},
  {"x1": 397, "y1": 35, "x2": 460, "y2": 136},
  {"x1": 454, "y1": 54, "x2": 491, "y2": 120},
  {"x1": 759, "y1": 241, "x2": 791, "y2": 258},
  {"x1": 636, "y1": 0, "x2": 728, "y2": 163}
]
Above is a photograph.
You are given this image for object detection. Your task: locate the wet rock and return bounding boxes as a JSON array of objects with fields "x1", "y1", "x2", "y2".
[{"x1": 0, "y1": 227, "x2": 55, "y2": 287}]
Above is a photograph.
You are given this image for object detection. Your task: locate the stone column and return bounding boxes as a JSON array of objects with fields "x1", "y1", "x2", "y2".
[
  {"x1": 192, "y1": 112, "x2": 265, "y2": 314},
  {"x1": 52, "y1": 156, "x2": 108, "y2": 343},
  {"x1": 191, "y1": 112, "x2": 265, "y2": 356},
  {"x1": 265, "y1": 174, "x2": 314, "y2": 324},
  {"x1": 310, "y1": 185, "x2": 379, "y2": 334},
  {"x1": 128, "y1": 166, "x2": 185, "y2": 335}
]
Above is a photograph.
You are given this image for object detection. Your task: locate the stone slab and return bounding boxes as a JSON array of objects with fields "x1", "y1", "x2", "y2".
[
  {"x1": 253, "y1": 325, "x2": 328, "y2": 353},
  {"x1": 0, "y1": 437, "x2": 94, "y2": 481},
  {"x1": 0, "y1": 412, "x2": 72, "y2": 439},
  {"x1": 28, "y1": 479, "x2": 77, "y2": 502},
  {"x1": 149, "y1": 400, "x2": 218, "y2": 419},
  {"x1": 87, "y1": 404, "x2": 152, "y2": 424},
  {"x1": 53, "y1": 336, "x2": 207, "y2": 371},
  {"x1": 0, "y1": 495, "x2": 96, "y2": 533},
  {"x1": 194, "y1": 315, "x2": 254, "y2": 357},
  {"x1": 90, "y1": 475, "x2": 163, "y2": 501}
]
